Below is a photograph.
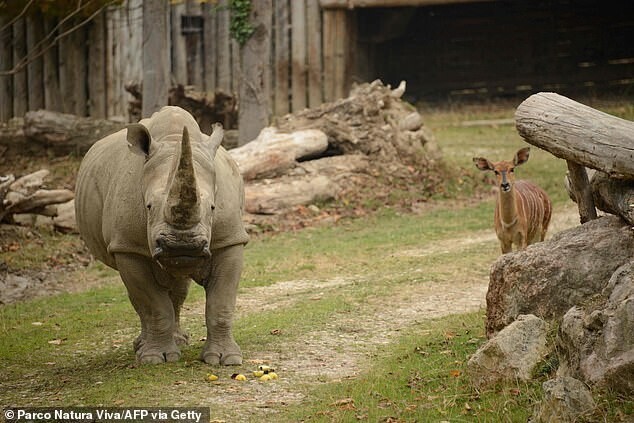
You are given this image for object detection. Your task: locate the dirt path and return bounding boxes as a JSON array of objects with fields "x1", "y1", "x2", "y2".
[{"x1": 171, "y1": 203, "x2": 580, "y2": 422}]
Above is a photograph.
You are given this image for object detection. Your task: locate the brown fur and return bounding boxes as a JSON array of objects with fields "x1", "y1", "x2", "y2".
[{"x1": 474, "y1": 147, "x2": 552, "y2": 253}]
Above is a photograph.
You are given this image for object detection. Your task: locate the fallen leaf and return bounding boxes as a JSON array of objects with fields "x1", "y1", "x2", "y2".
[
  {"x1": 48, "y1": 338, "x2": 65, "y2": 345},
  {"x1": 270, "y1": 328, "x2": 282, "y2": 335},
  {"x1": 331, "y1": 398, "x2": 355, "y2": 410},
  {"x1": 449, "y1": 370, "x2": 461, "y2": 378}
]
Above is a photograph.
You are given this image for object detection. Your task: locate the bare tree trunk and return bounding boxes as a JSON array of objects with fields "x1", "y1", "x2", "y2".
[
  {"x1": 566, "y1": 161, "x2": 597, "y2": 224},
  {"x1": 590, "y1": 172, "x2": 634, "y2": 226},
  {"x1": 142, "y1": 0, "x2": 170, "y2": 118},
  {"x1": 238, "y1": 0, "x2": 272, "y2": 145}
]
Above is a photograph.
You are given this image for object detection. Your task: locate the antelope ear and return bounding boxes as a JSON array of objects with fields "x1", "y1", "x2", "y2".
[
  {"x1": 473, "y1": 157, "x2": 494, "y2": 171},
  {"x1": 514, "y1": 147, "x2": 530, "y2": 166},
  {"x1": 127, "y1": 124, "x2": 152, "y2": 157}
]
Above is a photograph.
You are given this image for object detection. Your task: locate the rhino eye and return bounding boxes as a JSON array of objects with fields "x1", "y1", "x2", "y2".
[
  {"x1": 146, "y1": 203, "x2": 152, "y2": 211},
  {"x1": 211, "y1": 204, "x2": 216, "y2": 211}
]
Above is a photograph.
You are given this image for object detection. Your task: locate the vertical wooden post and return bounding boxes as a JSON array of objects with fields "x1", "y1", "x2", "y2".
[
  {"x1": 12, "y1": 18, "x2": 28, "y2": 117},
  {"x1": 0, "y1": 16, "x2": 14, "y2": 122},
  {"x1": 26, "y1": 12, "x2": 44, "y2": 112},
  {"x1": 185, "y1": 1, "x2": 203, "y2": 88},
  {"x1": 171, "y1": 1, "x2": 187, "y2": 85},
  {"x1": 202, "y1": 2, "x2": 218, "y2": 94},
  {"x1": 238, "y1": 0, "x2": 272, "y2": 145},
  {"x1": 306, "y1": 0, "x2": 322, "y2": 108},
  {"x1": 291, "y1": 0, "x2": 307, "y2": 111},
  {"x1": 566, "y1": 161, "x2": 598, "y2": 224},
  {"x1": 322, "y1": 9, "x2": 347, "y2": 102},
  {"x1": 274, "y1": 0, "x2": 290, "y2": 116},
  {"x1": 142, "y1": 0, "x2": 170, "y2": 117},
  {"x1": 88, "y1": 11, "x2": 107, "y2": 118},
  {"x1": 43, "y1": 17, "x2": 61, "y2": 113},
  {"x1": 217, "y1": 0, "x2": 232, "y2": 93}
]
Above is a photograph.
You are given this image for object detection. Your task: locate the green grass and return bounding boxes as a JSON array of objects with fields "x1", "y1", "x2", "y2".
[
  {"x1": 2, "y1": 101, "x2": 633, "y2": 420},
  {"x1": 282, "y1": 312, "x2": 543, "y2": 422}
]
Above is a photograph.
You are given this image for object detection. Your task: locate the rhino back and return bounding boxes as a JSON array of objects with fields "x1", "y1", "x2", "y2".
[{"x1": 75, "y1": 129, "x2": 148, "y2": 269}]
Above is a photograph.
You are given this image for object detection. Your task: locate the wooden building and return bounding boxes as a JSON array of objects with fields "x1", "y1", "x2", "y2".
[{"x1": 0, "y1": 0, "x2": 632, "y2": 124}]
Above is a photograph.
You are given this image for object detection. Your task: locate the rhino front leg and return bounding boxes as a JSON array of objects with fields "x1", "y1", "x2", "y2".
[
  {"x1": 169, "y1": 280, "x2": 191, "y2": 346},
  {"x1": 201, "y1": 245, "x2": 244, "y2": 366},
  {"x1": 115, "y1": 253, "x2": 181, "y2": 364}
]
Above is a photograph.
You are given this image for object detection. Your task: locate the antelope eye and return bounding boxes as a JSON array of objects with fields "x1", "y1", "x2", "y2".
[
  {"x1": 509, "y1": 169, "x2": 514, "y2": 173},
  {"x1": 494, "y1": 170, "x2": 500, "y2": 175}
]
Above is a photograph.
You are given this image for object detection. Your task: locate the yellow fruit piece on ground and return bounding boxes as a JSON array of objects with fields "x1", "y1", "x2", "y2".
[
  {"x1": 268, "y1": 372, "x2": 278, "y2": 379},
  {"x1": 253, "y1": 370, "x2": 264, "y2": 377},
  {"x1": 259, "y1": 374, "x2": 272, "y2": 381},
  {"x1": 235, "y1": 374, "x2": 247, "y2": 381},
  {"x1": 206, "y1": 374, "x2": 219, "y2": 382}
]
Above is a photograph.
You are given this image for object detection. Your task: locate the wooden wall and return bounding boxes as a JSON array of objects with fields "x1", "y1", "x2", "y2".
[
  {"x1": 3, "y1": 0, "x2": 629, "y2": 125},
  {"x1": 0, "y1": 0, "x2": 335, "y2": 125}
]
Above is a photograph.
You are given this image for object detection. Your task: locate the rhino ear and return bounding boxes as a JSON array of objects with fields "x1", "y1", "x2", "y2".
[
  {"x1": 205, "y1": 122, "x2": 224, "y2": 156},
  {"x1": 127, "y1": 124, "x2": 152, "y2": 157}
]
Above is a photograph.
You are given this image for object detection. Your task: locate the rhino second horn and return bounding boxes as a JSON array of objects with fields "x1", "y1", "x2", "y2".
[{"x1": 165, "y1": 126, "x2": 201, "y2": 228}]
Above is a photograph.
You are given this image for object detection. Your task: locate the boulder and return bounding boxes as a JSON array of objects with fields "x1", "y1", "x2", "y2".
[
  {"x1": 557, "y1": 262, "x2": 634, "y2": 394},
  {"x1": 467, "y1": 314, "x2": 549, "y2": 388},
  {"x1": 486, "y1": 216, "x2": 634, "y2": 337},
  {"x1": 532, "y1": 376, "x2": 596, "y2": 422}
]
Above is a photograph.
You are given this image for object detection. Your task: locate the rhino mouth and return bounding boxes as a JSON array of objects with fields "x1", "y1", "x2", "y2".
[{"x1": 152, "y1": 246, "x2": 211, "y2": 270}]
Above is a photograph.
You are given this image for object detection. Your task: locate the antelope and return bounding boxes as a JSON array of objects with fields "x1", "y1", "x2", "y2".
[{"x1": 473, "y1": 147, "x2": 552, "y2": 254}]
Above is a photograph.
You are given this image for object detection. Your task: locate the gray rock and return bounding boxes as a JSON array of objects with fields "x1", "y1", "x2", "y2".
[
  {"x1": 557, "y1": 261, "x2": 634, "y2": 394},
  {"x1": 486, "y1": 215, "x2": 634, "y2": 337},
  {"x1": 467, "y1": 314, "x2": 549, "y2": 388},
  {"x1": 533, "y1": 376, "x2": 596, "y2": 423}
]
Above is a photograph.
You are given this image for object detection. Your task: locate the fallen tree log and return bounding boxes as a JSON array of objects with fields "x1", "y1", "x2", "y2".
[
  {"x1": 516, "y1": 92, "x2": 634, "y2": 179},
  {"x1": 229, "y1": 128, "x2": 328, "y2": 180},
  {"x1": 0, "y1": 169, "x2": 75, "y2": 224},
  {"x1": 22, "y1": 110, "x2": 124, "y2": 155},
  {"x1": 244, "y1": 155, "x2": 369, "y2": 214}
]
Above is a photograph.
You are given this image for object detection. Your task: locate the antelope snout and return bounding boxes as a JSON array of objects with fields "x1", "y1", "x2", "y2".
[{"x1": 501, "y1": 182, "x2": 511, "y2": 192}]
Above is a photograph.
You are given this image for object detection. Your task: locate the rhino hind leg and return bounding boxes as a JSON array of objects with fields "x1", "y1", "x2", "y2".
[
  {"x1": 115, "y1": 254, "x2": 182, "y2": 364},
  {"x1": 201, "y1": 245, "x2": 244, "y2": 366}
]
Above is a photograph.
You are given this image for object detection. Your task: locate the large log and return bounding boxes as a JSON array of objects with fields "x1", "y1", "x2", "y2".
[
  {"x1": 0, "y1": 169, "x2": 75, "y2": 224},
  {"x1": 515, "y1": 92, "x2": 634, "y2": 179},
  {"x1": 22, "y1": 110, "x2": 124, "y2": 155},
  {"x1": 229, "y1": 128, "x2": 328, "y2": 180},
  {"x1": 244, "y1": 155, "x2": 368, "y2": 214}
]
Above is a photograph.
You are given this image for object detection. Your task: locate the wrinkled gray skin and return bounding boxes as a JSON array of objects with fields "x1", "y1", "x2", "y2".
[{"x1": 75, "y1": 106, "x2": 249, "y2": 365}]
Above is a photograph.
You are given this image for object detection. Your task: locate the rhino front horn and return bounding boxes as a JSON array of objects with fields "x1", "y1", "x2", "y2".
[{"x1": 165, "y1": 126, "x2": 200, "y2": 228}]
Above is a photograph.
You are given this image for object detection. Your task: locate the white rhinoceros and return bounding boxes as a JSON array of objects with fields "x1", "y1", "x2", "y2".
[{"x1": 75, "y1": 106, "x2": 249, "y2": 365}]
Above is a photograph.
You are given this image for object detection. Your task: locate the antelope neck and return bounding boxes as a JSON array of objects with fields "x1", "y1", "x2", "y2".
[{"x1": 499, "y1": 187, "x2": 518, "y2": 228}]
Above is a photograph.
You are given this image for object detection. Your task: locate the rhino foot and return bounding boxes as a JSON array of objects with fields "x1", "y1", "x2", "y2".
[
  {"x1": 133, "y1": 337, "x2": 181, "y2": 364},
  {"x1": 174, "y1": 329, "x2": 189, "y2": 346},
  {"x1": 134, "y1": 331, "x2": 188, "y2": 352},
  {"x1": 137, "y1": 345, "x2": 181, "y2": 364},
  {"x1": 201, "y1": 340, "x2": 242, "y2": 365}
]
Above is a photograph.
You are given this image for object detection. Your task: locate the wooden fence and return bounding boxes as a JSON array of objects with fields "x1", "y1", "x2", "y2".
[{"x1": 0, "y1": 0, "x2": 350, "y2": 125}]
